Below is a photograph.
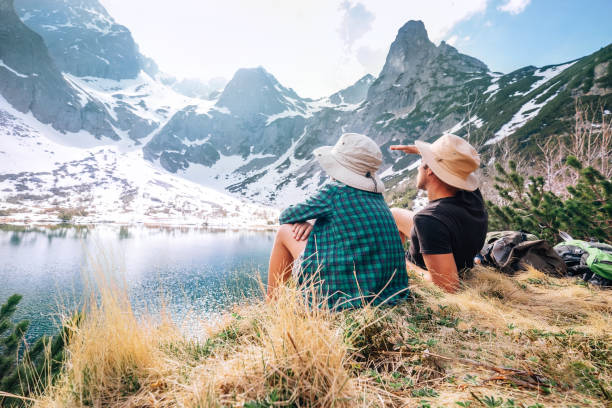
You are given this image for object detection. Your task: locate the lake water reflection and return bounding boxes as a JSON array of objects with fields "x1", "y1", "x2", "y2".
[{"x1": 0, "y1": 225, "x2": 275, "y2": 339}]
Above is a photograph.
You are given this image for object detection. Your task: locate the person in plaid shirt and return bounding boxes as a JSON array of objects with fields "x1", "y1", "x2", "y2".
[{"x1": 267, "y1": 133, "x2": 409, "y2": 309}]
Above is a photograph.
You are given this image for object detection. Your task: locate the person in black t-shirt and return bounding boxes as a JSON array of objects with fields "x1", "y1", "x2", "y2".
[{"x1": 389, "y1": 133, "x2": 488, "y2": 292}]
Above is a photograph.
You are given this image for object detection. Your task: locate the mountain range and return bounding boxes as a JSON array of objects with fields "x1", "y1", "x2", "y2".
[{"x1": 0, "y1": 0, "x2": 610, "y2": 224}]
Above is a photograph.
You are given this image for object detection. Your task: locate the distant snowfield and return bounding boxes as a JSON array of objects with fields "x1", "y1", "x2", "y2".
[
  {"x1": 0, "y1": 95, "x2": 278, "y2": 227},
  {"x1": 177, "y1": 127, "x2": 320, "y2": 206}
]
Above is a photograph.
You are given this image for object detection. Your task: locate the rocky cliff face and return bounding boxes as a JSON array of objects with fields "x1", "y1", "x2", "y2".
[
  {"x1": 0, "y1": 0, "x2": 201, "y2": 142},
  {"x1": 15, "y1": 0, "x2": 156, "y2": 79},
  {"x1": 328, "y1": 74, "x2": 373, "y2": 105},
  {"x1": 144, "y1": 67, "x2": 309, "y2": 177},
  {"x1": 0, "y1": 0, "x2": 119, "y2": 139}
]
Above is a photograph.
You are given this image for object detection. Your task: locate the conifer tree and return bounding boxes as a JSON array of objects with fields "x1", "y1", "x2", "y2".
[
  {"x1": 487, "y1": 156, "x2": 612, "y2": 243},
  {"x1": 0, "y1": 294, "x2": 75, "y2": 407}
]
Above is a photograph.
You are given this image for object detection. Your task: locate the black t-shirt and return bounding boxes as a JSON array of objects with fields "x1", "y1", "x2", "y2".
[{"x1": 408, "y1": 189, "x2": 488, "y2": 272}]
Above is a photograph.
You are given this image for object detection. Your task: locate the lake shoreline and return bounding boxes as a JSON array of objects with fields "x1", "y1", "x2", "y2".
[
  {"x1": 0, "y1": 220, "x2": 279, "y2": 232},
  {"x1": 0, "y1": 225, "x2": 276, "y2": 341}
]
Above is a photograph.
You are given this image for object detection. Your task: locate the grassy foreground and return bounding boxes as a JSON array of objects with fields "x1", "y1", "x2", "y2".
[{"x1": 29, "y1": 267, "x2": 611, "y2": 408}]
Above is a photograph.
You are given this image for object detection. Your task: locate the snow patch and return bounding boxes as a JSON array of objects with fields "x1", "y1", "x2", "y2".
[
  {"x1": 380, "y1": 158, "x2": 421, "y2": 179},
  {"x1": 0, "y1": 60, "x2": 29, "y2": 78},
  {"x1": 211, "y1": 106, "x2": 231, "y2": 115},
  {"x1": 486, "y1": 84, "x2": 561, "y2": 145},
  {"x1": 412, "y1": 190, "x2": 428, "y2": 212},
  {"x1": 514, "y1": 61, "x2": 577, "y2": 97},
  {"x1": 266, "y1": 110, "x2": 303, "y2": 125}
]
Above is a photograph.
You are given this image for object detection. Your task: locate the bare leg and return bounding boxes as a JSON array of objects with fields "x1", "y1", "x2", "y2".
[
  {"x1": 390, "y1": 207, "x2": 415, "y2": 244},
  {"x1": 267, "y1": 224, "x2": 307, "y2": 299}
]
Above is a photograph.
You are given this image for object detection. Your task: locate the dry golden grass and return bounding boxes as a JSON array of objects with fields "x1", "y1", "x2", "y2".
[{"x1": 32, "y1": 264, "x2": 612, "y2": 408}]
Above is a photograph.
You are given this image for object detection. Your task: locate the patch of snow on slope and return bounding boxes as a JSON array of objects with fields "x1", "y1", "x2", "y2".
[
  {"x1": 265, "y1": 94, "x2": 360, "y2": 126},
  {"x1": 444, "y1": 116, "x2": 483, "y2": 134},
  {"x1": 0, "y1": 60, "x2": 29, "y2": 78},
  {"x1": 486, "y1": 84, "x2": 561, "y2": 145},
  {"x1": 266, "y1": 110, "x2": 305, "y2": 125},
  {"x1": 65, "y1": 72, "x2": 205, "y2": 124},
  {"x1": 242, "y1": 129, "x2": 315, "y2": 206},
  {"x1": 177, "y1": 127, "x2": 316, "y2": 208},
  {"x1": 380, "y1": 158, "x2": 421, "y2": 179},
  {"x1": 484, "y1": 75, "x2": 501, "y2": 100},
  {"x1": 514, "y1": 61, "x2": 577, "y2": 97},
  {"x1": 412, "y1": 189, "x2": 428, "y2": 211}
]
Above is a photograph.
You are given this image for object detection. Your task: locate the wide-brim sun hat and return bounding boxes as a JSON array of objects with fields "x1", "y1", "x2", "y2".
[
  {"x1": 314, "y1": 133, "x2": 385, "y2": 193},
  {"x1": 415, "y1": 133, "x2": 480, "y2": 191}
]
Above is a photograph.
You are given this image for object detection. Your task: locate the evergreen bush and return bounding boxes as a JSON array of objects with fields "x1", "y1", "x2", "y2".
[
  {"x1": 0, "y1": 294, "x2": 76, "y2": 407},
  {"x1": 487, "y1": 156, "x2": 612, "y2": 244}
]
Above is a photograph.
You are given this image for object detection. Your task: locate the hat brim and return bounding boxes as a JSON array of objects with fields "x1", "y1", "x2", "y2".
[
  {"x1": 314, "y1": 146, "x2": 385, "y2": 193},
  {"x1": 415, "y1": 140, "x2": 479, "y2": 191}
]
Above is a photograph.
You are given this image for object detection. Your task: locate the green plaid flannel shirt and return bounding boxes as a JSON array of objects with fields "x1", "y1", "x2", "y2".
[{"x1": 279, "y1": 182, "x2": 409, "y2": 309}]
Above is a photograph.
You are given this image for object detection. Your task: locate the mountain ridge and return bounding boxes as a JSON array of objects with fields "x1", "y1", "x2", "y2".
[{"x1": 0, "y1": 1, "x2": 610, "y2": 212}]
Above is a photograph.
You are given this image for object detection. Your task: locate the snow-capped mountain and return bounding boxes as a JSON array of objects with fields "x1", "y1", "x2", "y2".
[
  {"x1": 1, "y1": 0, "x2": 610, "y2": 222},
  {"x1": 15, "y1": 0, "x2": 156, "y2": 79},
  {"x1": 0, "y1": 94, "x2": 277, "y2": 226},
  {"x1": 0, "y1": 0, "x2": 277, "y2": 224}
]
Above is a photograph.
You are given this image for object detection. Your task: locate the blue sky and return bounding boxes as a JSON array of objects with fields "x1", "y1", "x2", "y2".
[
  {"x1": 101, "y1": 0, "x2": 612, "y2": 98},
  {"x1": 444, "y1": 0, "x2": 612, "y2": 73}
]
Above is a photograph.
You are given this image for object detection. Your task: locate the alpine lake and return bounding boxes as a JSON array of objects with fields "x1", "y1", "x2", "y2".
[{"x1": 0, "y1": 224, "x2": 276, "y2": 340}]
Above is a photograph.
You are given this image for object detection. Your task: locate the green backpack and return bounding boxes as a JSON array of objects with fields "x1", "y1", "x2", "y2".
[{"x1": 554, "y1": 238, "x2": 612, "y2": 283}]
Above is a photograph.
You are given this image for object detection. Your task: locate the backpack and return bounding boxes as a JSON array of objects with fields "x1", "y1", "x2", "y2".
[
  {"x1": 479, "y1": 231, "x2": 567, "y2": 276},
  {"x1": 554, "y1": 234, "x2": 612, "y2": 287}
]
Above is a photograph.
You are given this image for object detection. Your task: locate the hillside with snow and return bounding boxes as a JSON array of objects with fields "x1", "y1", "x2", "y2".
[{"x1": 0, "y1": 94, "x2": 277, "y2": 226}]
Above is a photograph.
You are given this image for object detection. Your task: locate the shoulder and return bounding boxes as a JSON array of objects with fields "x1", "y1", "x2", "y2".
[
  {"x1": 457, "y1": 189, "x2": 484, "y2": 203},
  {"x1": 301, "y1": 181, "x2": 343, "y2": 205},
  {"x1": 413, "y1": 212, "x2": 450, "y2": 233},
  {"x1": 320, "y1": 181, "x2": 356, "y2": 197},
  {"x1": 318, "y1": 181, "x2": 344, "y2": 197}
]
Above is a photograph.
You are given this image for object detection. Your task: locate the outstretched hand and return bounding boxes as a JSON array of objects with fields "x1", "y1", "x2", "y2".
[
  {"x1": 390, "y1": 145, "x2": 420, "y2": 155},
  {"x1": 291, "y1": 222, "x2": 313, "y2": 241}
]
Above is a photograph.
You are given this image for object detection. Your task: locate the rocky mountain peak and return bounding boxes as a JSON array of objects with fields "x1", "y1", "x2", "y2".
[
  {"x1": 397, "y1": 20, "x2": 429, "y2": 41},
  {"x1": 225, "y1": 66, "x2": 278, "y2": 88},
  {"x1": 0, "y1": 0, "x2": 121, "y2": 139},
  {"x1": 329, "y1": 73, "x2": 374, "y2": 105},
  {"x1": 216, "y1": 67, "x2": 303, "y2": 117},
  {"x1": 367, "y1": 20, "x2": 436, "y2": 95},
  {"x1": 367, "y1": 20, "x2": 487, "y2": 100},
  {"x1": 392, "y1": 20, "x2": 435, "y2": 59}
]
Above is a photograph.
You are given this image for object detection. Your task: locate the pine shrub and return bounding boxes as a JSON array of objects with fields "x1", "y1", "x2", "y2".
[
  {"x1": 0, "y1": 294, "x2": 76, "y2": 407},
  {"x1": 487, "y1": 156, "x2": 612, "y2": 243}
]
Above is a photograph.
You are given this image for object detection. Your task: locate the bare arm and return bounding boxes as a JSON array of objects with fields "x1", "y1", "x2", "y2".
[
  {"x1": 390, "y1": 145, "x2": 419, "y2": 155},
  {"x1": 422, "y1": 253, "x2": 459, "y2": 293}
]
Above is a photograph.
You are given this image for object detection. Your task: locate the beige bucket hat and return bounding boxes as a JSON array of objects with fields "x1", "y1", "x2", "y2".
[
  {"x1": 415, "y1": 133, "x2": 480, "y2": 191},
  {"x1": 314, "y1": 133, "x2": 384, "y2": 193}
]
